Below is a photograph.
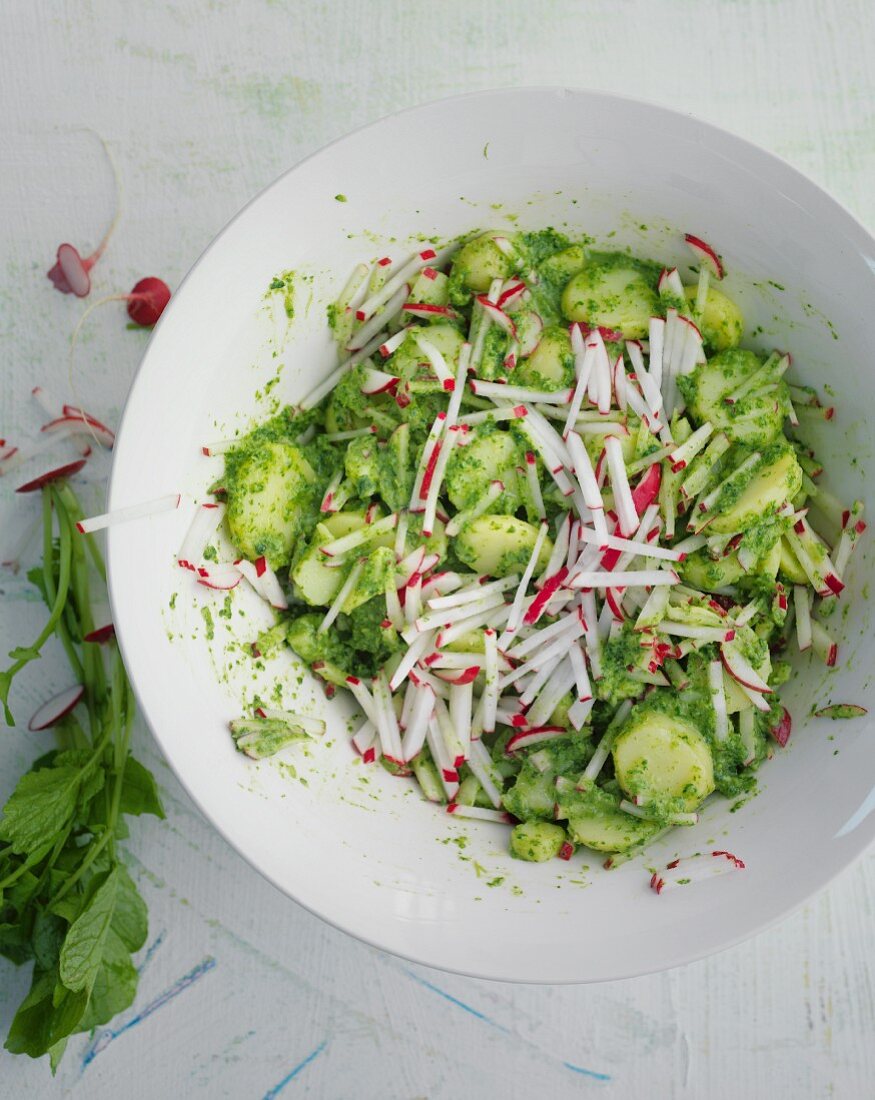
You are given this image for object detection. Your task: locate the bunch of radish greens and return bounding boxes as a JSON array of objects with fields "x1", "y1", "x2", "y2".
[{"x1": 0, "y1": 479, "x2": 163, "y2": 1069}]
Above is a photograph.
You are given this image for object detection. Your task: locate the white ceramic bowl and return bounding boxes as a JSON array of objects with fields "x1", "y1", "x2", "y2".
[{"x1": 108, "y1": 88, "x2": 875, "y2": 982}]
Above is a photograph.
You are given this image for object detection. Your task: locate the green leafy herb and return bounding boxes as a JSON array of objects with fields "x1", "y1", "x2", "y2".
[{"x1": 0, "y1": 482, "x2": 163, "y2": 1069}]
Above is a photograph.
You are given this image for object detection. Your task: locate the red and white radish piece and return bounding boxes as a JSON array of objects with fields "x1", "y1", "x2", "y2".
[
  {"x1": 77, "y1": 492, "x2": 181, "y2": 534},
  {"x1": 16, "y1": 459, "x2": 87, "y2": 492},
  {"x1": 28, "y1": 684, "x2": 84, "y2": 731}
]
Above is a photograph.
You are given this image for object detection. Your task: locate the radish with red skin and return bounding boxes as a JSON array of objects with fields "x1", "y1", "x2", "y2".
[
  {"x1": 16, "y1": 459, "x2": 87, "y2": 492},
  {"x1": 684, "y1": 233, "x2": 725, "y2": 279},
  {"x1": 28, "y1": 685, "x2": 85, "y2": 731},
  {"x1": 41, "y1": 414, "x2": 115, "y2": 450},
  {"x1": 83, "y1": 624, "x2": 115, "y2": 644},
  {"x1": 769, "y1": 707, "x2": 793, "y2": 747}
]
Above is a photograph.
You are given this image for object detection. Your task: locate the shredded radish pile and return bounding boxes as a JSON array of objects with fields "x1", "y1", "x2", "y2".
[{"x1": 126, "y1": 230, "x2": 867, "y2": 877}]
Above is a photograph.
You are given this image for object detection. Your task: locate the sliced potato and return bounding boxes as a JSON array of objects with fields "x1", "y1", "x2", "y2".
[
  {"x1": 684, "y1": 284, "x2": 744, "y2": 350},
  {"x1": 516, "y1": 325, "x2": 574, "y2": 390},
  {"x1": 226, "y1": 441, "x2": 316, "y2": 568},
  {"x1": 709, "y1": 447, "x2": 803, "y2": 534},
  {"x1": 612, "y1": 706, "x2": 715, "y2": 811},
  {"x1": 453, "y1": 514, "x2": 552, "y2": 578},
  {"x1": 453, "y1": 233, "x2": 514, "y2": 292},
  {"x1": 567, "y1": 810, "x2": 661, "y2": 853},
  {"x1": 561, "y1": 260, "x2": 658, "y2": 339}
]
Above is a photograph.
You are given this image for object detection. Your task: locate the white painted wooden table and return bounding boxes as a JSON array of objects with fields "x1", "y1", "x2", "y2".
[{"x1": 2, "y1": 2, "x2": 874, "y2": 1096}]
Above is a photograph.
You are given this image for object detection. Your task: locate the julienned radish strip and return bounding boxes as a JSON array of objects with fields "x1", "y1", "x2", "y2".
[
  {"x1": 320, "y1": 513, "x2": 398, "y2": 558},
  {"x1": 793, "y1": 585, "x2": 812, "y2": 651},
  {"x1": 579, "y1": 699, "x2": 633, "y2": 786},
  {"x1": 525, "y1": 657, "x2": 576, "y2": 728},
  {"x1": 576, "y1": 525, "x2": 685, "y2": 563},
  {"x1": 299, "y1": 328, "x2": 390, "y2": 410},
  {"x1": 446, "y1": 804, "x2": 514, "y2": 824},
  {"x1": 457, "y1": 404, "x2": 528, "y2": 427},
  {"x1": 435, "y1": 603, "x2": 511, "y2": 649},
  {"x1": 76, "y1": 493, "x2": 181, "y2": 534},
  {"x1": 669, "y1": 422, "x2": 713, "y2": 471},
  {"x1": 389, "y1": 630, "x2": 436, "y2": 691},
  {"x1": 481, "y1": 629, "x2": 499, "y2": 733},
  {"x1": 426, "y1": 573, "x2": 519, "y2": 611},
  {"x1": 400, "y1": 682, "x2": 435, "y2": 762},
  {"x1": 443, "y1": 340, "x2": 471, "y2": 430},
  {"x1": 405, "y1": 589, "x2": 505, "y2": 641},
  {"x1": 503, "y1": 522, "x2": 549, "y2": 636},
  {"x1": 679, "y1": 432, "x2": 731, "y2": 501},
  {"x1": 505, "y1": 725, "x2": 568, "y2": 754},
  {"x1": 810, "y1": 619, "x2": 838, "y2": 666},
  {"x1": 445, "y1": 480, "x2": 504, "y2": 537},
  {"x1": 569, "y1": 569, "x2": 679, "y2": 590},
  {"x1": 653, "y1": 621, "x2": 734, "y2": 642},
  {"x1": 449, "y1": 680, "x2": 474, "y2": 762},
  {"x1": 524, "y1": 452, "x2": 546, "y2": 520},
  {"x1": 236, "y1": 557, "x2": 288, "y2": 610},
  {"x1": 354, "y1": 248, "x2": 437, "y2": 323},
  {"x1": 372, "y1": 671, "x2": 404, "y2": 763},
  {"x1": 504, "y1": 607, "x2": 581, "y2": 660},
  {"x1": 499, "y1": 615, "x2": 584, "y2": 689},
  {"x1": 426, "y1": 715, "x2": 460, "y2": 794},
  {"x1": 650, "y1": 850, "x2": 744, "y2": 895},
  {"x1": 565, "y1": 430, "x2": 607, "y2": 535},
  {"x1": 568, "y1": 641, "x2": 592, "y2": 702},
  {"x1": 415, "y1": 333, "x2": 455, "y2": 388},
  {"x1": 469, "y1": 277, "x2": 502, "y2": 371},
  {"x1": 469, "y1": 379, "x2": 573, "y2": 405},
  {"x1": 318, "y1": 559, "x2": 365, "y2": 633},
  {"x1": 708, "y1": 659, "x2": 729, "y2": 740},
  {"x1": 176, "y1": 502, "x2": 224, "y2": 570},
  {"x1": 352, "y1": 719, "x2": 378, "y2": 763},
  {"x1": 516, "y1": 419, "x2": 575, "y2": 498},
  {"x1": 409, "y1": 412, "x2": 446, "y2": 510},
  {"x1": 421, "y1": 426, "x2": 460, "y2": 537},
  {"x1": 348, "y1": 283, "x2": 408, "y2": 352},
  {"x1": 564, "y1": 326, "x2": 598, "y2": 436},
  {"x1": 467, "y1": 738, "x2": 504, "y2": 808},
  {"x1": 522, "y1": 565, "x2": 570, "y2": 628}
]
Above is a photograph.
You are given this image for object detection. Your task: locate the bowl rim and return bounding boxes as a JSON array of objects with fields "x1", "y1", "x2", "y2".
[{"x1": 108, "y1": 85, "x2": 875, "y2": 983}]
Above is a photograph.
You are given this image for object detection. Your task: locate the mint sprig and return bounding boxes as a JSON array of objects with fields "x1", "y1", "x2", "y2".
[{"x1": 0, "y1": 481, "x2": 163, "y2": 1069}]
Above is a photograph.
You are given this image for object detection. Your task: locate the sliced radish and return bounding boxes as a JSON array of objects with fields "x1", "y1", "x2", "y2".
[
  {"x1": 684, "y1": 233, "x2": 725, "y2": 279},
  {"x1": 355, "y1": 248, "x2": 438, "y2": 322},
  {"x1": 360, "y1": 367, "x2": 400, "y2": 395},
  {"x1": 769, "y1": 706, "x2": 792, "y2": 747},
  {"x1": 16, "y1": 459, "x2": 87, "y2": 492},
  {"x1": 197, "y1": 563, "x2": 242, "y2": 591},
  {"x1": 475, "y1": 295, "x2": 517, "y2": 338},
  {"x1": 28, "y1": 684, "x2": 84, "y2": 731},
  {"x1": 177, "y1": 502, "x2": 224, "y2": 570},
  {"x1": 403, "y1": 302, "x2": 459, "y2": 322},
  {"x1": 505, "y1": 726, "x2": 567, "y2": 753},
  {"x1": 352, "y1": 719, "x2": 378, "y2": 763},
  {"x1": 810, "y1": 620, "x2": 837, "y2": 666},
  {"x1": 814, "y1": 703, "x2": 868, "y2": 720},
  {"x1": 720, "y1": 642, "x2": 772, "y2": 693}
]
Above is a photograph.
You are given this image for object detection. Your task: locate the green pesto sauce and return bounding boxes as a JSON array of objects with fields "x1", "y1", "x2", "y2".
[{"x1": 268, "y1": 270, "x2": 296, "y2": 319}]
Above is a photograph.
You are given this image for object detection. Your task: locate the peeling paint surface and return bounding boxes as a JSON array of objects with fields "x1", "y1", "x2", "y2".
[{"x1": 1, "y1": 1, "x2": 874, "y2": 1096}]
